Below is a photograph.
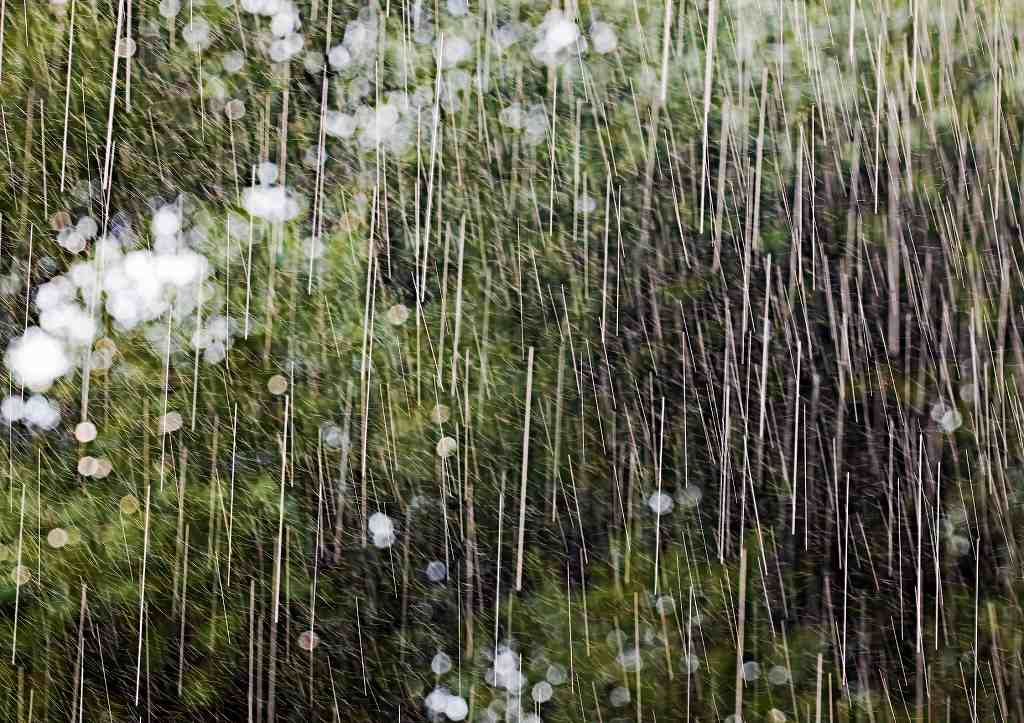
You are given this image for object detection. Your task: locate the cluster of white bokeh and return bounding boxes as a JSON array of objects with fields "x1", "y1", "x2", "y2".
[
  {"x1": 469, "y1": 645, "x2": 568, "y2": 723},
  {"x1": 326, "y1": 10, "x2": 378, "y2": 71},
  {"x1": 529, "y1": 9, "x2": 586, "y2": 66},
  {"x1": 191, "y1": 314, "x2": 237, "y2": 365},
  {"x1": 425, "y1": 646, "x2": 561, "y2": 722},
  {"x1": 202, "y1": 0, "x2": 309, "y2": 63},
  {"x1": 235, "y1": 1, "x2": 623, "y2": 155},
  {"x1": 1, "y1": 393, "x2": 62, "y2": 430},
  {"x1": 243, "y1": 162, "x2": 305, "y2": 223},
  {"x1": 598, "y1": 617, "x2": 792, "y2": 718},
  {"x1": 145, "y1": 0, "x2": 632, "y2": 173},
  {"x1": 323, "y1": 97, "x2": 419, "y2": 155},
  {"x1": 488, "y1": 8, "x2": 619, "y2": 68},
  {"x1": 2, "y1": 202, "x2": 243, "y2": 431},
  {"x1": 497, "y1": 102, "x2": 550, "y2": 146},
  {"x1": 424, "y1": 685, "x2": 469, "y2": 722},
  {"x1": 56, "y1": 215, "x2": 100, "y2": 254},
  {"x1": 646, "y1": 484, "x2": 703, "y2": 515},
  {"x1": 252, "y1": 0, "x2": 307, "y2": 63}
]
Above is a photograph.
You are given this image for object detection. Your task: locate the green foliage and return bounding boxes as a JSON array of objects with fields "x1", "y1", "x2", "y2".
[{"x1": 1, "y1": 0, "x2": 1024, "y2": 721}]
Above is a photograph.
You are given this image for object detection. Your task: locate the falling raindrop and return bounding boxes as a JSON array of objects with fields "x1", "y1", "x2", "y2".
[
  {"x1": 436, "y1": 436, "x2": 457, "y2": 458},
  {"x1": 677, "y1": 485, "x2": 703, "y2": 509},
  {"x1": 74, "y1": 421, "x2": 97, "y2": 443},
  {"x1": 426, "y1": 560, "x2": 448, "y2": 582},
  {"x1": 741, "y1": 660, "x2": 762, "y2": 682},
  {"x1": 431, "y1": 404, "x2": 451, "y2": 424},
  {"x1": 268, "y1": 374, "x2": 289, "y2": 395},
  {"x1": 681, "y1": 653, "x2": 701, "y2": 675},
  {"x1": 78, "y1": 456, "x2": 98, "y2": 477},
  {"x1": 225, "y1": 99, "x2": 246, "y2": 121},
  {"x1": 431, "y1": 651, "x2": 452, "y2": 675},
  {"x1": 120, "y1": 495, "x2": 141, "y2": 515},
  {"x1": 159, "y1": 412, "x2": 183, "y2": 434},
  {"x1": 768, "y1": 665, "x2": 790, "y2": 685},
  {"x1": 298, "y1": 630, "x2": 320, "y2": 651},
  {"x1": 12, "y1": 565, "x2": 31, "y2": 586},
  {"x1": 545, "y1": 663, "x2": 567, "y2": 686},
  {"x1": 444, "y1": 695, "x2": 468, "y2": 721},
  {"x1": 47, "y1": 528, "x2": 69, "y2": 548},
  {"x1": 609, "y1": 686, "x2": 631, "y2": 707},
  {"x1": 616, "y1": 648, "x2": 643, "y2": 672},
  {"x1": 647, "y1": 491, "x2": 674, "y2": 514},
  {"x1": 93, "y1": 458, "x2": 113, "y2": 479}
]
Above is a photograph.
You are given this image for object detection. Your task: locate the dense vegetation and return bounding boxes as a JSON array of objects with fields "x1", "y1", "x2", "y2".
[{"x1": 1, "y1": 0, "x2": 1024, "y2": 720}]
